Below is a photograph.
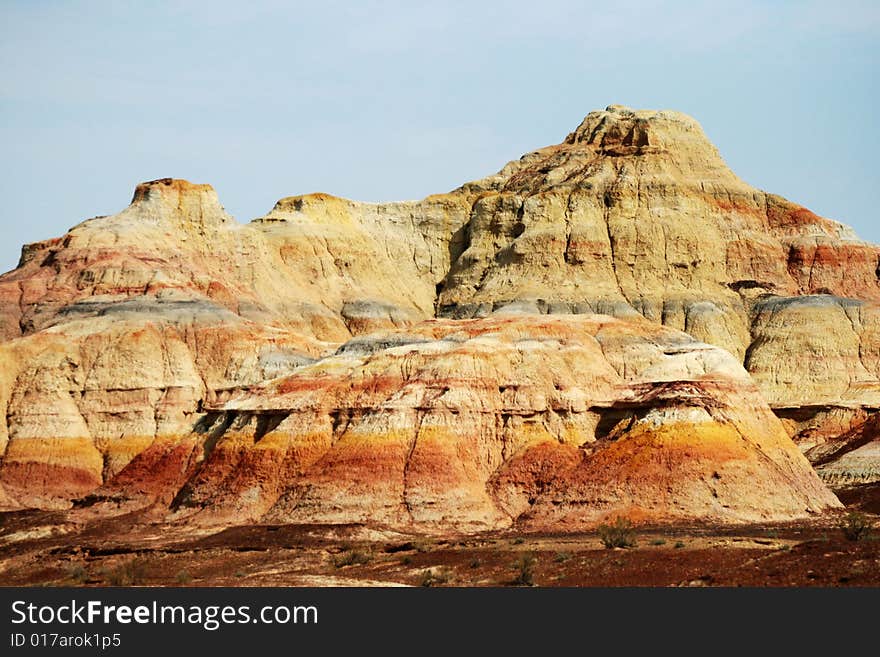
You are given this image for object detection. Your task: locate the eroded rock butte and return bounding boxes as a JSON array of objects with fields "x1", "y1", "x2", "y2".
[{"x1": 2, "y1": 106, "x2": 877, "y2": 530}]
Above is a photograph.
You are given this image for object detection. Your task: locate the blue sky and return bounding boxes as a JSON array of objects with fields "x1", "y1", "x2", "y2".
[{"x1": 1, "y1": 1, "x2": 878, "y2": 272}]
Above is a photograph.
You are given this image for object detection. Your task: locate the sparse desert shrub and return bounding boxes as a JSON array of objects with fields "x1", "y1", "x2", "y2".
[
  {"x1": 420, "y1": 568, "x2": 451, "y2": 587},
  {"x1": 469, "y1": 559, "x2": 481, "y2": 569},
  {"x1": 553, "y1": 551, "x2": 572, "y2": 563},
  {"x1": 597, "y1": 517, "x2": 637, "y2": 549},
  {"x1": 103, "y1": 558, "x2": 147, "y2": 586},
  {"x1": 839, "y1": 511, "x2": 874, "y2": 542},
  {"x1": 66, "y1": 563, "x2": 87, "y2": 584},
  {"x1": 512, "y1": 537, "x2": 525, "y2": 545},
  {"x1": 400, "y1": 555, "x2": 413, "y2": 566},
  {"x1": 513, "y1": 553, "x2": 536, "y2": 586},
  {"x1": 332, "y1": 549, "x2": 373, "y2": 568},
  {"x1": 650, "y1": 539, "x2": 666, "y2": 546},
  {"x1": 175, "y1": 570, "x2": 192, "y2": 585},
  {"x1": 674, "y1": 541, "x2": 686, "y2": 549}
]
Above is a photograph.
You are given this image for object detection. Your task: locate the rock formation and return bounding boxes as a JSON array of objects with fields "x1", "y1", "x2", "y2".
[{"x1": 2, "y1": 105, "x2": 877, "y2": 530}]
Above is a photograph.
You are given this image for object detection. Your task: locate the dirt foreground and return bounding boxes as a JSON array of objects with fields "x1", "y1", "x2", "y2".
[{"x1": 1, "y1": 485, "x2": 878, "y2": 588}]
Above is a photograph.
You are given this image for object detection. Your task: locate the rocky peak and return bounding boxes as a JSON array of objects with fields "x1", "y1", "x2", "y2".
[
  {"x1": 258, "y1": 193, "x2": 355, "y2": 225},
  {"x1": 482, "y1": 105, "x2": 740, "y2": 198},
  {"x1": 126, "y1": 178, "x2": 231, "y2": 228},
  {"x1": 564, "y1": 104, "x2": 721, "y2": 158}
]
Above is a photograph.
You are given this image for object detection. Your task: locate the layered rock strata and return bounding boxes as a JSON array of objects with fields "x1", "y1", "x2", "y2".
[
  {"x1": 85, "y1": 316, "x2": 840, "y2": 530},
  {"x1": 1, "y1": 105, "x2": 876, "y2": 526}
]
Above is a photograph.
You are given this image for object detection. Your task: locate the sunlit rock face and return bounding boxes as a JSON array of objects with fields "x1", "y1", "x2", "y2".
[{"x1": 3, "y1": 105, "x2": 877, "y2": 526}]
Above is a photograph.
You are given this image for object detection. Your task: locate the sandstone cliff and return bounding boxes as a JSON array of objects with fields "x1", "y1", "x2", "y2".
[{"x1": 2, "y1": 105, "x2": 876, "y2": 529}]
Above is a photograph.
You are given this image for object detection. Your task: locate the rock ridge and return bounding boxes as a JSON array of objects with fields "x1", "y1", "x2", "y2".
[{"x1": 0, "y1": 105, "x2": 875, "y2": 526}]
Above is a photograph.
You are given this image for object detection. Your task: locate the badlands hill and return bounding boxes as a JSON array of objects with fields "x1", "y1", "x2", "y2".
[{"x1": 0, "y1": 105, "x2": 876, "y2": 531}]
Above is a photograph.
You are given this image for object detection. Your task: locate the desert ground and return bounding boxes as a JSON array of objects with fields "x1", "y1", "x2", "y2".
[{"x1": 1, "y1": 483, "x2": 876, "y2": 588}]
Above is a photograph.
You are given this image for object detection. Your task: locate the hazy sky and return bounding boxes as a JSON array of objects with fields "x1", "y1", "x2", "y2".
[{"x1": 1, "y1": 1, "x2": 878, "y2": 273}]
